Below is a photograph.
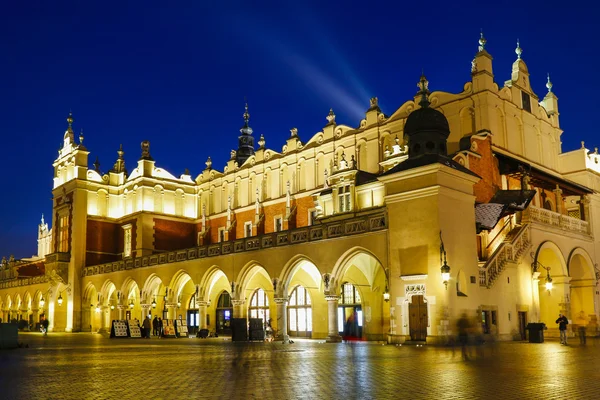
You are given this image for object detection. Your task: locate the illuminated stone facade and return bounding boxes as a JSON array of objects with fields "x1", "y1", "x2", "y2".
[{"x1": 1, "y1": 36, "x2": 599, "y2": 343}]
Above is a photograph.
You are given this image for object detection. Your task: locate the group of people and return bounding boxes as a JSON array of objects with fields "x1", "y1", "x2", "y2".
[{"x1": 140, "y1": 315, "x2": 164, "y2": 338}]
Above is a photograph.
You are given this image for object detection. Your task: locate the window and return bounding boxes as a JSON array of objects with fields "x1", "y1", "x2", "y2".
[
  {"x1": 338, "y1": 185, "x2": 351, "y2": 213},
  {"x1": 218, "y1": 227, "x2": 226, "y2": 243},
  {"x1": 249, "y1": 288, "x2": 270, "y2": 323},
  {"x1": 288, "y1": 286, "x2": 312, "y2": 337},
  {"x1": 244, "y1": 221, "x2": 252, "y2": 238},
  {"x1": 216, "y1": 291, "x2": 233, "y2": 334},
  {"x1": 521, "y1": 91, "x2": 531, "y2": 113},
  {"x1": 122, "y1": 224, "x2": 132, "y2": 258},
  {"x1": 338, "y1": 282, "x2": 363, "y2": 335},
  {"x1": 308, "y1": 209, "x2": 318, "y2": 226},
  {"x1": 57, "y1": 214, "x2": 70, "y2": 252},
  {"x1": 274, "y1": 216, "x2": 283, "y2": 232}
]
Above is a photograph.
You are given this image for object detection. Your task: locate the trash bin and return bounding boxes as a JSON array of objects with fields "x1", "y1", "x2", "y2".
[{"x1": 526, "y1": 323, "x2": 546, "y2": 343}]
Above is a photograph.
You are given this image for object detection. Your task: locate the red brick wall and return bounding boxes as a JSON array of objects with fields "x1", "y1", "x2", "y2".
[
  {"x1": 263, "y1": 202, "x2": 287, "y2": 233},
  {"x1": 467, "y1": 136, "x2": 502, "y2": 203},
  {"x1": 85, "y1": 219, "x2": 124, "y2": 266},
  {"x1": 294, "y1": 196, "x2": 315, "y2": 228},
  {"x1": 208, "y1": 216, "x2": 227, "y2": 244},
  {"x1": 154, "y1": 218, "x2": 196, "y2": 251},
  {"x1": 235, "y1": 209, "x2": 255, "y2": 238}
]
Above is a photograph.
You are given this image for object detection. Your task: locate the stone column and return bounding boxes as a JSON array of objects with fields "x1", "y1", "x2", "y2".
[
  {"x1": 274, "y1": 298, "x2": 289, "y2": 343},
  {"x1": 531, "y1": 271, "x2": 541, "y2": 322},
  {"x1": 117, "y1": 305, "x2": 126, "y2": 320},
  {"x1": 581, "y1": 195, "x2": 592, "y2": 233},
  {"x1": 198, "y1": 301, "x2": 208, "y2": 330},
  {"x1": 166, "y1": 303, "x2": 177, "y2": 320},
  {"x1": 325, "y1": 294, "x2": 342, "y2": 343},
  {"x1": 141, "y1": 304, "x2": 151, "y2": 321},
  {"x1": 232, "y1": 300, "x2": 245, "y2": 319},
  {"x1": 553, "y1": 185, "x2": 563, "y2": 214}
]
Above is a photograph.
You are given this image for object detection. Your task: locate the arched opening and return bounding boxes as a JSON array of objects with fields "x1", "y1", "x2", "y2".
[
  {"x1": 82, "y1": 284, "x2": 100, "y2": 333},
  {"x1": 248, "y1": 288, "x2": 270, "y2": 323},
  {"x1": 535, "y1": 242, "x2": 568, "y2": 338},
  {"x1": 339, "y1": 282, "x2": 362, "y2": 340},
  {"x1": 568, "y1": 250, "x2": 596, "y2": 331},
  {"x1": 331, "y1": 249, "x2": 388, "y2": 341},
  {"x1": 215, "y1": 291, "x2": 233, "y2": 335},
  {"x1": 288, "y1": 285, "x2": 312, "y2": 337}
]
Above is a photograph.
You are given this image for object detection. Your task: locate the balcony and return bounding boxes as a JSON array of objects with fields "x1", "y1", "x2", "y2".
[{"x1": 522, "y1": 205, "x2": 590, "y2": 236}]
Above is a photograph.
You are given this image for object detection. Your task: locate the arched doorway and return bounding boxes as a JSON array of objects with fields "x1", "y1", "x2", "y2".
[
  {"x1": 568, "y1": 250, "x2": 596, "y2": 329},
  {"x1": 338, "y1": 282, "x2": 362, "y2": 340},
  {"x1": 288, "y1": 285, "x2": 312, "y2": 338},
  {"x1": 215, "y1": 291, "x2": 233, "y2": 335}
]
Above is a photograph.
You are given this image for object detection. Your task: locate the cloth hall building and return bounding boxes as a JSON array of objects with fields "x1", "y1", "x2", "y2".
[{"x1": 1, "y1": 36, "x2": 599, "y2": 343}]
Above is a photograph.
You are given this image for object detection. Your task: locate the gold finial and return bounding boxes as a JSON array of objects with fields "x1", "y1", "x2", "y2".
[
  {"x1": 546, "y1": 73, "x2": 553, "y2": 93},
  {"x1": 515, "y1": 39, "x2": 522, "y2": 60},
  {"x1": 326, "y1": 108, "x2": 335, "y2": 124},
  {"x1": 66, "y1": 111, "x2": 73, "y2": 127},
  {"x1": 417, "y1": 73, "x2": 430, "y2": 108},
  {"x1": 243, "y1": 102, "x2": 250, "y2": 123},
  {"x1": 478, "y1": 29, "x2": 486, "y2": 52}
]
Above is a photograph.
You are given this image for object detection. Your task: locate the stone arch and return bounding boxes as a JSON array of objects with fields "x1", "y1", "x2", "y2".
[
  {"x1": 456, "y1": 270, "x2": 468, "y2": 296},
  {"x1": 97, "y1": 188, "x2": 109, "y2": 217},
  {"x1": 533, "y1": 241, "x2": 569, "y2": 330},
  {"x1": 279, "y1": 254, "x2": 323, "y2": 297},
  {"x1": 154, "y1": 185, "x2": 164, "y2": 213},
  {"x1": 495, "y1": 107, "x2": 507, "y2": 148},
  {"x1": 142, "y1": 274, "x2": 165, "y2": 304},
  {"x1": 82, "y1": 282, "x2": 100, "y2": 332},
  {"x1": 315, "y1": 152, "x2": 325, "y2": 187},
  {"x1": 567, "y1": 248, "x2": 597, "y2": 322},
  {"x1": 198, "y1": 265, "x2": 230, "y2": 303},
  {"x1": 330, "y1": 247, "x2": 388, "y2": 341},
  {"x1": 236, "y1": 261, "x2": 273, "y2": 320},
  {"x1": 168, "y1": 270, "x2": 194, "y2": 301},
  {"x1": 533, "y1": 241, "x2": 568, "y2": 277},
  {"x1": 357, "y1": 138, "x2": 368, "y2": 171}
]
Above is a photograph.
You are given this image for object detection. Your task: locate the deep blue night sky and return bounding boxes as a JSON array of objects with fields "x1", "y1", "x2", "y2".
[{"x1": 1, "y1": 1, "x2": 597, "y2": 258}]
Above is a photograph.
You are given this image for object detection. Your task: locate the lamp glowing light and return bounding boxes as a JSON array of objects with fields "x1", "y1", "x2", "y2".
[{"x1": 57, "y1": 293, "x2": 63, "y2": 306}]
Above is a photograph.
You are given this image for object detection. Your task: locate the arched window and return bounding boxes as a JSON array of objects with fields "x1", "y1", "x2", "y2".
[
  {"x1": 288, "y1": 286, "x2": 312, "y2": 337},
  {"x1": 249, "y1": 288, "x2": 270, "y2": 323},
  {"x1": 338, "y1": 282, "x2": 363, "y2": 337},
  {"x1": 216, "y1": 291, "x2": 232, "y2": 335},
  {"x1": 187, "y1": 294, "x2": 199, "y2": 334},
  {"x1": 543, "y1": 199, "x2": 553, "y2": 211}
]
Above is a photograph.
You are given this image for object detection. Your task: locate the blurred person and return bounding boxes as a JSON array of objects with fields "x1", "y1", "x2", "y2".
[
  {"x1": 556, "y1": 313, "x2": 569, "y2": 345},
  {"x1": 576, "y1": 311, "x2": 587, "y2": 345},
  {"x1": 457, "y1": 313, "x2": 471, "y2": 360}
]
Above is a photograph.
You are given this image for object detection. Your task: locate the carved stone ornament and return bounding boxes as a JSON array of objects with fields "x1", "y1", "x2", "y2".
[{"x1": 405, "y1": 284, "x2": 425, "y2": 297}]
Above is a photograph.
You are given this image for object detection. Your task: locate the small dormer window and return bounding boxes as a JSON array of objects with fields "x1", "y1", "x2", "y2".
[
  {"x1": 244, "y1": 221, "x2": 252, "y2": 238},
  {"x1": 338, "y1": 185, "x2": 351, "y2": 213},
  {"x1": 521, "y1": 91, "x2": 531, "y2": 113}
]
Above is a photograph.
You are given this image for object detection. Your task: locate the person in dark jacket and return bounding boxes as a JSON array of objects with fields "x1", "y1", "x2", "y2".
[
  {"x1": 556, "y1": 313, "x2": 569, "y2": 345},
  {"x1": 152, "y1": 316, "x2": 159, "y2": 336},
  {"x1": 142, "y1": 316, "x2": 152, "y2": 338}
]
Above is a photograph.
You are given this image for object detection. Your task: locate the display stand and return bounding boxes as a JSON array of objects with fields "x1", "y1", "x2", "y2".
[
  {"x1": 177, "y1": 319, "x2": 188, "y2": 337},
  {"x1": 162, "y1": 319, "x2": 177, "y2": 338},
  {"x1": 110, "y1": 320, "x2": 129, "y2": 338},
  {"x1": 128, "y1": 319, "x2": 142, "y2": 338}
]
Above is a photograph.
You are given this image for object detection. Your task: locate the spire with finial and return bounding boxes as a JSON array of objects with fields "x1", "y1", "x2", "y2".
[
  {"x1": 205, "y1": 156, "x2": 212, "y2": 170},
  {"x1": 243, "y1": 102, "x2": 250, "y2": 126},
  {"x1": 515, "y1": 39, "x2": 522, "y2": 60},
  {"x1": 41, "y1": 214, "x2": 45, "y2": 225},
  {"x1": 111, "y1": 144, "x2": 126, "y2": 173},
  {"x1": 546, "y1": 73, "x2": 553, "y2": 93},
  {"x1": 236, "y1": 101, "x2": 255, "y2": 166},
  {"x1": 417, "y1": 73, "x2": 431, "y2": 108},
  {"x1": 478, "y1": 30, "x2": 486, "y2": 52},
  {"x1": 94, "y1": 157, "x2": 101, "y2": 172},
  {"x1": 79, "y1": 128, "x2": 85, "y2": 145},
  {"x1": 64, "y1": 111, "x2": 75, "y2": 144}
]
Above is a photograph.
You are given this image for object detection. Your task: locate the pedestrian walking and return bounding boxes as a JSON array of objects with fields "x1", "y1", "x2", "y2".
[
  {"x1": 577, "y1": 311, "x2": 587, "y2": 345},
  {"x1": 457, "y1": 313, "x2": 471, "y2": 360},
  {"x1": 157, "y1": 317, "x2": 163, "y2": 337},
  {"x1": 556, "y1": 313, "x2": 569, "y2": 345},
  {"x1": 142, "y1": 316, "x2": 152, "y2": 338}
]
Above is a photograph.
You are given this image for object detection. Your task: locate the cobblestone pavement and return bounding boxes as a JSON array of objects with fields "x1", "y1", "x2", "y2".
[{"x1": 1, "y1": 333, "x2": 600, "y2": 400}]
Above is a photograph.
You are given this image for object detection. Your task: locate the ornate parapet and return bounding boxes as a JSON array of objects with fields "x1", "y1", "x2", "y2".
[{"x1": 82, "y1": 208, "x2": 387, "y2": 277}]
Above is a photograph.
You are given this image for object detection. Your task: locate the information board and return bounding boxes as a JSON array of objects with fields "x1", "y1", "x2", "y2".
[
  {"x1": 162, "y1": 319, "x2": 177, "y2": 338},
  {"x1": 178, "y1": 319, "x2": 188, "y2": 337},
  {"x1": 111, "y1": 320, "x2": 128, "y2": 338},
  {"x1": 128, "y1": 319, "x2": 142, "y2": 338}
]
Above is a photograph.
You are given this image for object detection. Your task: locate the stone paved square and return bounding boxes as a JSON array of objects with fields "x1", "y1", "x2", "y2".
[{"x1": 2, "y1": 333, "x2": 600, "y2": 399}]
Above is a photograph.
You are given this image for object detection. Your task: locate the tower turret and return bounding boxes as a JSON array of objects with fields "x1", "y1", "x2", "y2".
[{"x1": 235, "y1": 103, "x2": 255, "y2": 166}]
